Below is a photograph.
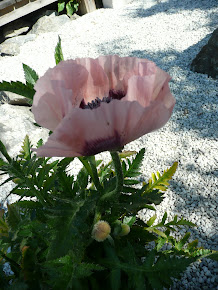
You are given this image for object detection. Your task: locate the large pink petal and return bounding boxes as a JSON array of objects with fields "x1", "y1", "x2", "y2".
[
  {"x1": 74, "y1": 58, "x2": 109, "y2": 103},
  {"x1": 124, "y1": 75, "x2": 155, "y2": 107},
  {"x1": 32, "y1": 60, "x2": 89, "y2": 130},
  {"x1": 124, "y1": 65, "x2": 173, "y2": 108},
  {"x1": 97, "y1": 55, "x2": 156, "y2": 92}
]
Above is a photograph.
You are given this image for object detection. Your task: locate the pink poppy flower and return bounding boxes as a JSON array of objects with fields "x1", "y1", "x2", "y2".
[{"x1": 32, "y1": 55, "x2": 175, "y2": 157}]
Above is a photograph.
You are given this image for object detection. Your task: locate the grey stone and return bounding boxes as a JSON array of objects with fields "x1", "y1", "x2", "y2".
[
  {"x1": 0, "y1": 91, "x2": 10, "y2": 104},
  {"x1": 0, "y1": 91, "x2": 31, "y2": 106},
  {"x1": 0, "y1": 104, "x2": 49, "y2": 159},
  {"x1": 0, "y1": 34, "x2": 36, "y2": 56},
  {"x1": 3, "y1": 19, "x2": 31, "y2": 39},
  {"x1": 199, "y1": 277, "x2": 204, "y2": 283},
  {"x1": 191, "y1": 28, "x2": 218, "y2": 79},
  {"x1": 28, "y1": 11, "x2": 71, "y2": 35}
]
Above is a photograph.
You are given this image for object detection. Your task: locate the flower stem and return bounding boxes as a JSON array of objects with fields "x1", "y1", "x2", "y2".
[
  {"x1": 88, "y1": 156, "x2": 103, "y2": 192},
  {"x1": 110, "y1": 151, "x2": 123, "y2": 194},
  {"x1": 78, "y1": 156, "x2": 103, "y2": 192},
  {"x1": 94, "y1": 152, "x2": 123, "y2": 225}
]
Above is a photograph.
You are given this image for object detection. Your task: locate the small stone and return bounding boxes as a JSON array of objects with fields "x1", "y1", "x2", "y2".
[
  {"x1": 203, "y1": 266, "x2": 208, "y2": 272},
  {"x1": 199, "y1": 277, "x2": 204, "y2": 283}
]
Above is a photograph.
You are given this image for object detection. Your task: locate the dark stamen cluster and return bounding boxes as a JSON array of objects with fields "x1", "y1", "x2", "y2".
[{"x1": 80, "y1": 89, "x2": 125, "y2": 110}]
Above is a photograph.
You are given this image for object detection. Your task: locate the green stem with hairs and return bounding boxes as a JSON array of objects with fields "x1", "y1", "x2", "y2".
[
  {"x1": 93, "y1": 151, "x2": 123, "y2": 225},
  {"x1": 88, "y1": 156, "x2": 103, "y2": 192},
  {"x1": 78, "y1": 156, "x2": 103, "y2": 192}
]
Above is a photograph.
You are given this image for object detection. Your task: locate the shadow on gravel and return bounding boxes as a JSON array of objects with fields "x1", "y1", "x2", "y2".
[
  {"x1": 168, "y1": 177, "x2": 217, "y2": 250},
  {"x1": 125, "y1": 0, "x2": 217, "y2": 28}
]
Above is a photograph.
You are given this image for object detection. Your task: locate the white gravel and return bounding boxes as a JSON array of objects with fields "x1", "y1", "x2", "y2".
[{"x1": 0, "y1": 0, "x2": 217, "y2": 288}]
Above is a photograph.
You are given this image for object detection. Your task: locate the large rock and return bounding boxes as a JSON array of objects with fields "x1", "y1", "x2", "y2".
[
  {"x1": 28, "y1": 11, "x2": 71, "y2": 35},
  {"x1": 0, "y1": 104, "x2": 49, "y2": 158},
  {"x1": 0, "y1": 34, "x2": 36, "y2": 56},
  {"x1": 191, "y1": 28, "x2": 218, "y2": 79}
]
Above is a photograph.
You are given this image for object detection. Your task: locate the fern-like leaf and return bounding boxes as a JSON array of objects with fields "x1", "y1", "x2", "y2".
[
  {"x1": 124, "y1": 148, "x2": 145, "y2": 178},
  {"x1": 0, "y1": 81, "x2": 35, "y2": 101},
  {"x1": 18, "y1": 135, "x2": 32, "y2": 160},
  {"x1": 143, "y1": 162, "x2": 178, "y2": 194}
]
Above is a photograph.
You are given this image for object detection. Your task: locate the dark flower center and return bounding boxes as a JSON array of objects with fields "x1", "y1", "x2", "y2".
[{"x1": 80, "y1": 89, "x2": 125, "y2": 110}]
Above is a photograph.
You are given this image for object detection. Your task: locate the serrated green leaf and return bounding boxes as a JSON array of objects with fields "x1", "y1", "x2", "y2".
[
  {"x1": 55, "y1": 36, "x2": 64, "y2": 65},
  {"x1": 22, "y1": 63, "x2": 39, "y2": 85},
  {"x1": 143, "y1": 204, "x2": 156, "y2": 211},
  {"x1": 151, "y1": 172, "x2": 157, "y2": 182},
  {"x1": 147, "y1": 214, "x2": 157, "y2": 227},
  {"x1": 147, "y1": 228, "x2": 167, "y2": 238},
  {"x1": 187, "y1": 239, "x2": 198, "y2": 250},
  {"x1": 0, "y1": 140, "x2": 11, "y2": 163},
  {"x1": 18, "y1": 135, "x2": 32, "y2": 160},
  {"x1": 167, "y1": 217, "x2": 195, "y2": 227},
  {"x1": 0, "y1": 81, "x2": 35, "y2": 101},
  {"x1": 124, "y1": 148, "x2": 145, "y2": 178},
  {"x1": 161, "y1": 212, "x2": 167, "y2": 225},
  {"x1": 144, "y1": 162, "x2": 178, "y2": 195},
  {"x1": 176, "y1": 232, "x2": 191, "y2": 250},
  {"x1": 156, "y1": 237, "x2": 167, "y2": 251},
  {"x1": 205, "y1": 252, "x2": 218, "y2": 261},
  {"x1": 176, "y1": 218, "x2": 196, "y2": 227},
  {"x1": 77, "y1": 167, "x2": 89, "y2": 190}
]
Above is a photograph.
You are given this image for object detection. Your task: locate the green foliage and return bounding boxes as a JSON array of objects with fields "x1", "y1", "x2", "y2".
[
  {"x1": 22, "y1": 64, "x2": 39, "y2": 86},
  {"x1": 55, "y1": 36, "x2": 64, "y2": 65},
  {"x1": 0, "y1": 80, "x2": 35, "y2": 102},
  {"x1": 143, "y1": 161, "x2": 178, "y2": 194},
  {"x1": 0, "y1": 137, "x2": 217, "y2": 289},
  {"x1": 58, "y1": 0, "x2": 79, "y2": 16}
]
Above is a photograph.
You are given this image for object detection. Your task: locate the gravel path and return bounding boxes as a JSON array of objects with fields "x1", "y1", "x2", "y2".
[{"x1": 0, "y1": 0, "x2": 217, "y2": 288}]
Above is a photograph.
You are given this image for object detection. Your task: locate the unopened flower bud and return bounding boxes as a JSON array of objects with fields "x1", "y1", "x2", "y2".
[
  {"x1": 119, "y1": 224, "x2": 130, "y2": 236},
  {"x1": 92, "y1": 220, "x2": 111, "y2": 242}
]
